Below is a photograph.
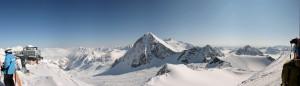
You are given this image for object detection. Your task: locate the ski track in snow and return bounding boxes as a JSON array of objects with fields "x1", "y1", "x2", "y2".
[{"x1": 240, "y1": 52, "x2": 290, "y2": 86}]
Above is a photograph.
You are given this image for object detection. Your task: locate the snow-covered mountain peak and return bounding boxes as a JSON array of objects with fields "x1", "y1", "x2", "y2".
[
  {"x1": 177, "y1": 45, "x2": 228, "y2": 68},
  {"x1": 106, "y1": 33, "x2": 179, "y2": 74},
  {"x1": 244, "y1": 45, "x2": 251, "y2": 48},
  {"x1": 141, "y1": 32, "x2": 158, "y2": 41},
  {"x1": 202, "y1": 45, "x2": 213, "y2": 51},
  {"x1": 144, "y1": 32, "x2": 155, "y2": 37},
  {"x1": 138, "y1": 32, "x2": 177, "y2": 52},
  {"x1": 236, "y1": 45, "x2": 264, "y2": 56}
]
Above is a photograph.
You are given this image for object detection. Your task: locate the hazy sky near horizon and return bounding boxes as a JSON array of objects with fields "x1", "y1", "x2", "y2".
[{"x1": 0, "y1": 0, "x2": 299, "y2": 48}]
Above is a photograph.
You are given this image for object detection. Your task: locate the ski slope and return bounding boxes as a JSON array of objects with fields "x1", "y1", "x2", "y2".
[
  {"x1": 79, "y1": 67, "x2": 159, "y2": 86},
  {"x1": 21, "y1": 60, "x2": 91, "y2": 86},
  {"x1": 145, "y1": 64, "x2": 251, "y2": 86},
  {"x1": 8, "y1": 48, "x2": 281, "y2": 86},
  {"x1": 222, "y1": 55, "x2": 273, "y2": 71},
  {"x1": 240, "y1": 52, "x2": 290, "y2": 86}
]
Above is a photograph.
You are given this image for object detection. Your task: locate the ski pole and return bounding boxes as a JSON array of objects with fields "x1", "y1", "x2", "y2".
[
  {"x1": 15, "y1": 71, "x2": 16, "y2": 86},
  {"x1": 290, "y1": 43, "x2": 293, "y2": 59}
]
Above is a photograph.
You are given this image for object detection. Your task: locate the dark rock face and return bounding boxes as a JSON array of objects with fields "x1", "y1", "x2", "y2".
[
  {"x1": 266, "y1": 55, "x2": 275, "y2": 62},
  {"x1": 156, "y1": 65, "x2": 171, "y2": 76},
  {"x1": 236, "y1": 45, "x2": 264, "y2": 56},
  {"x1": 177, "y1": 45, "x2": 230, "y2": 68},
  {"x1": 177, "y1": 45, "x2": 225, "y2": 64},
  {"x1": 131, "y1": 53, "x2": 148, "y2": 68},
  {"x1": 206, "y1": 57, "x2": 231, "y2": 68}
]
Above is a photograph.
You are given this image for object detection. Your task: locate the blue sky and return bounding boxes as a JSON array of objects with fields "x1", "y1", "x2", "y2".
[{"x1": 0, "y1": 0, "x2": 298, "y2": 48}]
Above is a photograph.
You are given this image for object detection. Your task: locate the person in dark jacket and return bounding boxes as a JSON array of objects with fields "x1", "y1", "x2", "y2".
[
  {"x1": 2, "y1": 49, "x2": 16, "y2": 86},
  {"x1": 281, "y1": 38, "x2": 300, "y2": 86}
]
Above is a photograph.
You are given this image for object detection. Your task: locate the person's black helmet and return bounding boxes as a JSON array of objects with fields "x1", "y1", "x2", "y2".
[
  {"x1": 290, "y1": 38, "x2": 300, "y2": 44},
  {"x1": 4, "y1": 49, "x2": 12, "y2": 54}
]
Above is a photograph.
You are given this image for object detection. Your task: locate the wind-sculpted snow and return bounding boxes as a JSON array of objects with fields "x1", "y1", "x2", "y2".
[
  {"x1": 21, "y1": 60, "x2": 92, "y2": 86},
  {"x1": 145, "y1": 64, "x2": 246, "y2": 86},
  {"x1": 222, "y1": 55, "x2": 274, "y2": 71}
]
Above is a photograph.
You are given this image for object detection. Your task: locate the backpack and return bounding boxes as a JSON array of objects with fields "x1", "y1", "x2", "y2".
[{"x1": 282, "y1": 60, "x2": 300, "y2": 86}]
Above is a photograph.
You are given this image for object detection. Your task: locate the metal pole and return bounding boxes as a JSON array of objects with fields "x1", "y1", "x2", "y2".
[
  {"x1": 297, "y1": 3, "x2": 300, "y2": 59},
  {"x1": 298, "y1": 2, "x2": 300, "y2": 59}
]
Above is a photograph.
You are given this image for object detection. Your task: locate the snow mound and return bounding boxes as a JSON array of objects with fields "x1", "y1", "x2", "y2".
[
  {"x1": 22, "y1": 61, "x2": 91, "y2": 86},
  {"x1": 145, "y1": 64, "x2": 243, "y2": 86},
  {"x1": 222, "y1": 55, "x2": 274, "y2": 71},
  {"x1": 32, "y1": 76, "x2": 57, "y2": 86},
  {"x1": 236, "y1": 45, "x2": 264, "y2": 56}
]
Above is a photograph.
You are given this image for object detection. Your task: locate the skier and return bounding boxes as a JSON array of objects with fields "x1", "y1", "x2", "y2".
[
  {"x1": 1, "y1": 49, "x2": 16, "y2": 86},
  {"x1": 281, "y1": 38, "x2": 300, "y2": 86}
]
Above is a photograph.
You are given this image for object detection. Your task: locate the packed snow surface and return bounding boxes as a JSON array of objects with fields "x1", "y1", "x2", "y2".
[
  {"x1": 222, "y1": 55, "x2": 273, "y2": 71},
  {"x1": 240, "y1": 52, "x2": 289, "y2": 86},
  {"x1": 145, "y1": 64, "x2": 250, "y2": 86},
  {"x1": 21, "y1": 60, "x2": 91, "y2": 86}
]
